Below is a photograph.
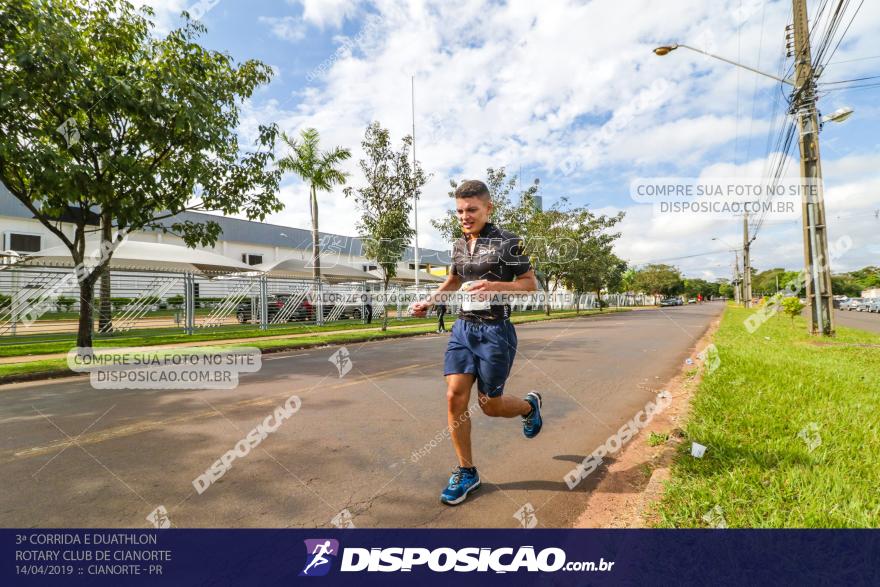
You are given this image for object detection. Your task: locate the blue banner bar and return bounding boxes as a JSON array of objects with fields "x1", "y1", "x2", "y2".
[{"x1": 4, "y1": 529, "x2": 878, "y2": 586}]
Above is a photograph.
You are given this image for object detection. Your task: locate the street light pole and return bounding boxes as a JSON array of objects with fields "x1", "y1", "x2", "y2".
[
  {"x1": 791, "y1": 0, "x2": 834, "y2": 336},
  {"x1": 653, "y1": 44, "x2": 795, "y2": 86},
  {"x1": 411, "y1": 75, "x2": 420, "y2": 289},
  {"x1": 742, "y1": 211, "x2": 752, "y2": 308},
  {"x1": 654, "y1": 28, "x2": 845, "y2": 335}
]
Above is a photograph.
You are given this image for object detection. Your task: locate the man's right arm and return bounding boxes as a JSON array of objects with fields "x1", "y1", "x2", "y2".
[{"x1": 410, "y1": 274, "x2": 461, "y2": 316}]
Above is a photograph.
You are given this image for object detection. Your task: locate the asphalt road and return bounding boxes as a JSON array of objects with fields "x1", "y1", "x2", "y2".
[
  {"x1": 0, "y1": 303, "x2": 722, "y2": 529},
  {"x1": 832, "y1": 308, "x2": 880, "y2": 334}
]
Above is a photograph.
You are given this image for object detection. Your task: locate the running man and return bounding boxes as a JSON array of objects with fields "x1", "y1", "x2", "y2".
[{"x1": 411, "y1": 179, "x2": 543, "y2": 506}]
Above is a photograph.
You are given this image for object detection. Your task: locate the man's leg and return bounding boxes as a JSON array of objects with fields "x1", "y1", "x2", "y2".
[
  {"x1": 446, "y1": 373, "x2": 475, "y2": 467},
  {"x1": 480, "y1": 394, "x2": 531, "y2": 418}
]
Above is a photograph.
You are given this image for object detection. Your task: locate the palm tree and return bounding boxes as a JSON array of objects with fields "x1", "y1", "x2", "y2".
[{"x1": 277, "y1": 128, "x2": 351, "y2": 280}]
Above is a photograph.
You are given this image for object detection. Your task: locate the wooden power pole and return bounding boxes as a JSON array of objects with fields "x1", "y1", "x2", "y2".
[{"x1": 791, "y1": 0, "x2": 835, "y2": 335}]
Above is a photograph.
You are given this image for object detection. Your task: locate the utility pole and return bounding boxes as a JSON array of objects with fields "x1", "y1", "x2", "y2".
[
  {"x1": 411, "y1": 75, "x2": 420, "y2": 289},
  {"x1": 733, "y1": 251, "x2": 741, "y2": 304},
  {"x1": 791, "y1": 0, "x2": 834, "y2": 335},
  {"x1": 742, "y1": 211, "x2": 752, "y2": 308}
]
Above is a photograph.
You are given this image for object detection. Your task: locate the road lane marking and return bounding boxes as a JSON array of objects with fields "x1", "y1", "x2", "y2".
[{"x1": 4, "y1": 362, "x2": 431, "y2": 463}]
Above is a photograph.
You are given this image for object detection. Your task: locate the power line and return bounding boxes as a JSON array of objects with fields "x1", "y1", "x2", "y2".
[
  {"x1": 820, "y1": 81, "x2": 880, "y2": 92},
  {"x1": 825, "y1": 54, "x2": 880, "y2": 65},
  {"x1": 630, "y1": 249, "x2": 735, "y2": 266},
  {"x1": 819, "y1": 73, "x2": 880, "y2": 84},
  {"x1": 818, "y1": 0, "x2": 865, "y2": 68},
  {"x1": 743, "y1": 0, "x2": 769, "y2": 168}
]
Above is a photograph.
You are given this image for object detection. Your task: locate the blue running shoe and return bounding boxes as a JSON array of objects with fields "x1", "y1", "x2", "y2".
[
  {"x1": 522, "y1": 391, "x2": 543, "y2": 438},
  {"x1": 440, "y1": 467, "x2": 481, "y2": 505}
]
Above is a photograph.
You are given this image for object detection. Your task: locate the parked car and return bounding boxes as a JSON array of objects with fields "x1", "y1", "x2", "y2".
[
  {"x1": 867, "y1": 299, "x2": 880, "y2": 313},
  {"x1": 236, "y1": 294, "x2": 362, "y2": 324},
  {"x1": 854, "y1": 299, "x2": 873, "y2": 312},
  {"x1": 842, "y1": 298, "x2": 863, "y2": 311},
  {"x1": 687, "y1": 298, "x2": 697, "y2": 304},
  {"x1": 659, "y1": 297, "x2": 681, "y2": 307}
]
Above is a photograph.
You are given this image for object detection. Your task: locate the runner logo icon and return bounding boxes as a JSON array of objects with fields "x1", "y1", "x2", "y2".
[{"x1": 300, "y1": 539, "x2": 339, "y2": 577}]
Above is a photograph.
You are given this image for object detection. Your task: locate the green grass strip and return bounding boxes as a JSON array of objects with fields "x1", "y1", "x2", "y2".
[
  {"x1": 656, "y1": 304, "x2": 880, "y2": 528},
  {"x1": 0, "y1": 308, "x2": 630, "y2": 382}
]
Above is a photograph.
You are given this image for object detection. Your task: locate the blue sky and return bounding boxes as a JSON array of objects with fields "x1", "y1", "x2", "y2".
[{"x1": 143, "y1": 0, "x2": 880, "y2": 279}]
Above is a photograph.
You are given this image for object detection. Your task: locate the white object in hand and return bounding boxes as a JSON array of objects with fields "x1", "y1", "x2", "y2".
[{"x1": 461, "y1": 281, "x2": 490, "y2": 312}]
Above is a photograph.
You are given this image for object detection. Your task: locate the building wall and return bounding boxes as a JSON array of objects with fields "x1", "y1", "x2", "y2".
[{"x1": 3, "y1": 216, "x2": 381, "y2": 269}]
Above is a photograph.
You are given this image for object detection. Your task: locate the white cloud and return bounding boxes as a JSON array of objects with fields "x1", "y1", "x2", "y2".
[
  {"x1": 258, "y1": 16, "x2": 307, "y2": 42},
  {"x1": 289, "y1": 0, "x2": 362, "y2": 29},
  {"x1": 232, "y1": 0, "x2": 879, "y2": 271}
]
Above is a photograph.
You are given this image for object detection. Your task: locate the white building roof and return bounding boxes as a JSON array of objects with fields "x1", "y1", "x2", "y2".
[
  {"x1": 255, "y1": 257, "x2": 378, "y2": 282},
  {"x1": 16, "y1": 240, "x2": 255, "y2": 275}
]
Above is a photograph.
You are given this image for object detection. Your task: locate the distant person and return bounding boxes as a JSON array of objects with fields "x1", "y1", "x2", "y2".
[
  {"x1": 410, "y1": 179, "x2": 542, "y2": 506},
  {"x1": 364, "y1": 295, "x2": 373, "y2": 324},
  {"x1": 436, "y1": 303, "x2": 447, "y2": 333}
]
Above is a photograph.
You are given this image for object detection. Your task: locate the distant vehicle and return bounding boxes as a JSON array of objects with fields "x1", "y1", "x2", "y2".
[
  {"x1": 688, "y1": 298, "x2": 697, "y2": 304},
  {"x1": 854, "y1": 299, "x2": 873, "y2": 312},
  {"x1": 660, "y1": 297, "x2": 681, "y2": 307},
  {"x1": 867, "y1": 299, "x2": 880, "y2": 313},
  {"x1": 842, "y1": 298, "x2": 863, "y2": 311},
  {"x1": 236, "y1": 294, "x2": 362, "y2": 323}
]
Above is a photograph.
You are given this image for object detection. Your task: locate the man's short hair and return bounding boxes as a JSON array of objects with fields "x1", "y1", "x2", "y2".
[{"x1": 454, "y1": 180, "x2": 490, "y2": 201}]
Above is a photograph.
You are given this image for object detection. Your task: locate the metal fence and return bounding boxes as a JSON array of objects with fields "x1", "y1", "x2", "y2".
[{"x1": 0, "y1": 265, "x2": 656, "y2": 345}]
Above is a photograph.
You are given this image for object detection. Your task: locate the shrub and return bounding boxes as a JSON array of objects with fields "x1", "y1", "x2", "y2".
[
  {"x1": 55, "y1": 296, "x2": 76, "y2": 312},
  {"x1": 781, "y1": 297, "x2": 805, "y2": 322},
  {"x1": 110, "y1": 296, "x2": 132, "y2": 308}
]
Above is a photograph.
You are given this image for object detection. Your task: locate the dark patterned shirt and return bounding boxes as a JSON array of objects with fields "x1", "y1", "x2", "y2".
[{"x1": 449, "y1": 222, "x2": 532, "y2": 321}]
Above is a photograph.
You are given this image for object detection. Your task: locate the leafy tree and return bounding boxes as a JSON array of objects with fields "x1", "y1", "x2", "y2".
[
  {"x1": 557, "y1": 207, "x2": 625, "y2": 312},
  {"x1": 344, "y1": 122, "x2": 427, "y2": 331},
  {"x1": 847, "y1": 266, "x2": 880, "y2": 291},
  {"x1": 831, "y1": 274, "x2": 863, "y2": 297},
  {"x1": 0, "y1": 0, "x2": 281, "y2": 347},
  {"x1": 277, "y1": 128, "x2": 351, "y2": 280},
  {"x1": 431, "y1": 167, "x2": 540, "y2": 244},
  {"x1": 633, "y1": 264, "x2": 683, "y2": 298},
  {"x1": 618, "y1": 268, "x2": 637, "y2": 294},
  {"x1": 717, "y1": 279, "x2": 735, "y2": 299},
  {"x1": 682, "y1": 278, "x2": 719, "y2": 300}
]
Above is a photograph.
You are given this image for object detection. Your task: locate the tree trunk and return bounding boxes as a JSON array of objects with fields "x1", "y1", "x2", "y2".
[
  {"x1": 596, "y1": 289, "x2": 603, "y2": 312},
  {"x1": 77, "y1": 278, "x2": 96, "y2": 348},
  {"x1": 310, "y1": 185, "x2": 321, "y2": 281},
  {"x1": 381, "y1": 277, "x2": 389, "y2": 332},
  {"x1": 575, "y1": 293, "x2": 580, "y2": 315},
  {"x1": 98, "y1": 214, "x2": 113, "y2": 333}
]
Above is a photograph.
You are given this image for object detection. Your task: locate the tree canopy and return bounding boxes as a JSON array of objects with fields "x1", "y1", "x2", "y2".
[{"x1": 0, "y1": 0, "x2": 282, "y2": 345}]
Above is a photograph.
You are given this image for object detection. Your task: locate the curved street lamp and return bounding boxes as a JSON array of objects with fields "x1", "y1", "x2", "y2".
[{"x1": 653, "y1": 43, "x2": 795, "y2": 86}]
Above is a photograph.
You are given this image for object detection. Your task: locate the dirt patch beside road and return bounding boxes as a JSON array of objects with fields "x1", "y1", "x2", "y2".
[{"x1": 571, "y1": 312, "x2": 722, "y2": 528}]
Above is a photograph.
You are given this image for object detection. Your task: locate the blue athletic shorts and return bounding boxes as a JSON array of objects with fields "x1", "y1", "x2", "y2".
[{"x1": 443, "y1": 319, "x2": 518, "y2": 397}]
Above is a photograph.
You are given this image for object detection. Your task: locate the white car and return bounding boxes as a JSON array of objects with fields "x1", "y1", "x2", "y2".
[{"x1": 842, "y1": 298, "x2": 863, "y2": 311}]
